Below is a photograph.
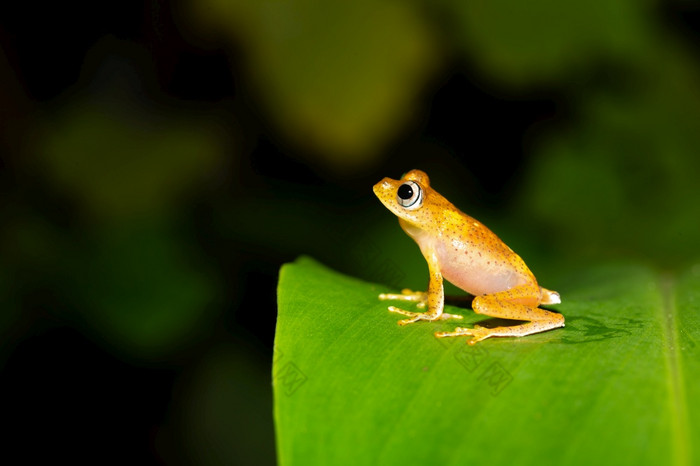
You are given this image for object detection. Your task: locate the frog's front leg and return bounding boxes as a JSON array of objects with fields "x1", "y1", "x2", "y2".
[
  {"x1": 435, "y1": 284, "x2": 564, "y2": 344},
  {"x1": 379, "y1": 251, "x2": 462, "y2": 325},
  {"x1": 378, "y1": 289, "x2": 428, "y2": 309}
]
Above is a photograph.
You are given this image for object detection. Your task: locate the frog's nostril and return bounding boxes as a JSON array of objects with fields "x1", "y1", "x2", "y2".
[{"x1": 373, "y1": 179, "x2": 392, "y2": 194}]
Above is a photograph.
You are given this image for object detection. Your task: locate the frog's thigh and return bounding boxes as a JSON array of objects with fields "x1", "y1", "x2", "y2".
[
  {"x1": 473, "y1": 286, "x2": 564, "y2": 325},
  {"x1": 473, "y1": 296, "x2": 555, "y2": 322}
]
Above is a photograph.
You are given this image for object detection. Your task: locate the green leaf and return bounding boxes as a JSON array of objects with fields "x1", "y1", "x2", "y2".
[{"x1": 274, "y1": 256, "x2": 699, "y2": 465}]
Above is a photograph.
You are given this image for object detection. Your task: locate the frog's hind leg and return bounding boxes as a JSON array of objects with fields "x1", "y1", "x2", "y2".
[{"x1": 435, "y1": 285, "x2": 564, "y2": 344}]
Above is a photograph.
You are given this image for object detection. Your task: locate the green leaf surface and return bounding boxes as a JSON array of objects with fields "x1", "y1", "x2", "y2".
[{"x1": 274, "y1": 256, "x2": 699, "y2": 465}]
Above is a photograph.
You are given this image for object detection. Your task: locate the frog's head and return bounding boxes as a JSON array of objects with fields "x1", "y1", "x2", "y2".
[{"x1": 373, "y1": 169, "x2": 437, "y2": 225}]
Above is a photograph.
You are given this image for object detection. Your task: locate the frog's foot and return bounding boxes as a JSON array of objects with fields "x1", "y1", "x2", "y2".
[
  {"x1": 435, "y1": 325, "x2": 494, "y2": 345},
  {"x1": 379, "y1": 289, "x2": 428, "y2": 309},
  {"x1": 388, "y1": 306, "x2": 463, "y2": 325},
  {"x1": 435, "y1": 319, "x2": 563, "y2": 345}
]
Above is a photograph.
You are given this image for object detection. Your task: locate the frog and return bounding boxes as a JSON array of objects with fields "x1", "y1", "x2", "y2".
[{"x1": 373, "y1": 169, "x2": 564, "y2": 344}]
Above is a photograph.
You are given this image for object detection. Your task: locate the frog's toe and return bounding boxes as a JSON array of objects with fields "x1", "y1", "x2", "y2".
[
  {"x1": 397, "y1": 318, "x2": 417, "y2": 326},
  {"x1": 434, "y1": 326, "x2": 491, "y2": 343},
  {"x1": 379, "y1": 290, "x2": 428, "y2": 306},
  {"x1": 387, "y1": 305, "x2": 414, "y2": 316},
  {"x1": 463, "y1": 327, "x2": 494, "y2": 345},
  {"x1": 388, "y1": 306, "x2": 424, "y2": 325},
  {"x1": 434, "y1": 326, "x2": 467, "y2": 338},
  {"x1": 397, "y1": 314, "x2": 430, "y2": 325},
  {"x1": 390, "y1": 307, "x2": 458, "y2": 325}
]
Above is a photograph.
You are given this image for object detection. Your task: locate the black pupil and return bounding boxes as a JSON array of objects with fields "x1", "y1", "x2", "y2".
[{"x1": 398, "y1": 184, "x2": 414, "y2": 200}]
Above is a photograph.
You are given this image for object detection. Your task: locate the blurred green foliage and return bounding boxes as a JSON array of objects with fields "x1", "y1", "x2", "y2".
[
  {"x1": 190, "y1": 0, "x2": 439, "y2": 168},
  {"x1": 184, "y1": 0, "x2": 700, "y2": 269},
  {"x1": 438, "y1": 0, "x2": 650, "y2": 87},
  {"x1": 519, "y1": 41, "x2": 700, "y2": 266},
  {"x1": 21, "y1": 57, "x2": 227, "y2": 360},
  {"x1": 39, "y1": 100, "x2": 223, "y2": 220},
  {"x1": 61, "y1": 221, "x2": 218, "y2": 360},
  {"x1": 161, "y1": 342, "x2": 276, "y2": 465}
]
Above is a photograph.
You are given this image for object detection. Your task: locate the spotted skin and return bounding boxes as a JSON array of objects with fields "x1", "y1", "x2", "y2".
[{"x1": 374, "y1": 169, "x2": 564, "y2": 344}]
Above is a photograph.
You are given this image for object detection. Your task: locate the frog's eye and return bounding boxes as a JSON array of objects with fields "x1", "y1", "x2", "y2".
[{"x1": 396, "y1": 181, "x2": 422, "y2": 209}]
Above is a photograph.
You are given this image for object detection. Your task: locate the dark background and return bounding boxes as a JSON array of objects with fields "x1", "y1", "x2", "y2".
[{"x1": 2, "y1": 1, "x2": 700, "y2": 464}]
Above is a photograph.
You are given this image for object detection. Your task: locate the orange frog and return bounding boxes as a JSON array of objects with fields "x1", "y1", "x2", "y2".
[{"x1": 373, "y1": 169, "x2": 564, "y2": 344}]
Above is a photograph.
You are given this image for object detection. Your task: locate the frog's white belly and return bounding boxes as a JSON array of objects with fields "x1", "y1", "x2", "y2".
[{"x1": 433, "y1": 239, "x2": 530, "y2": 296}]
